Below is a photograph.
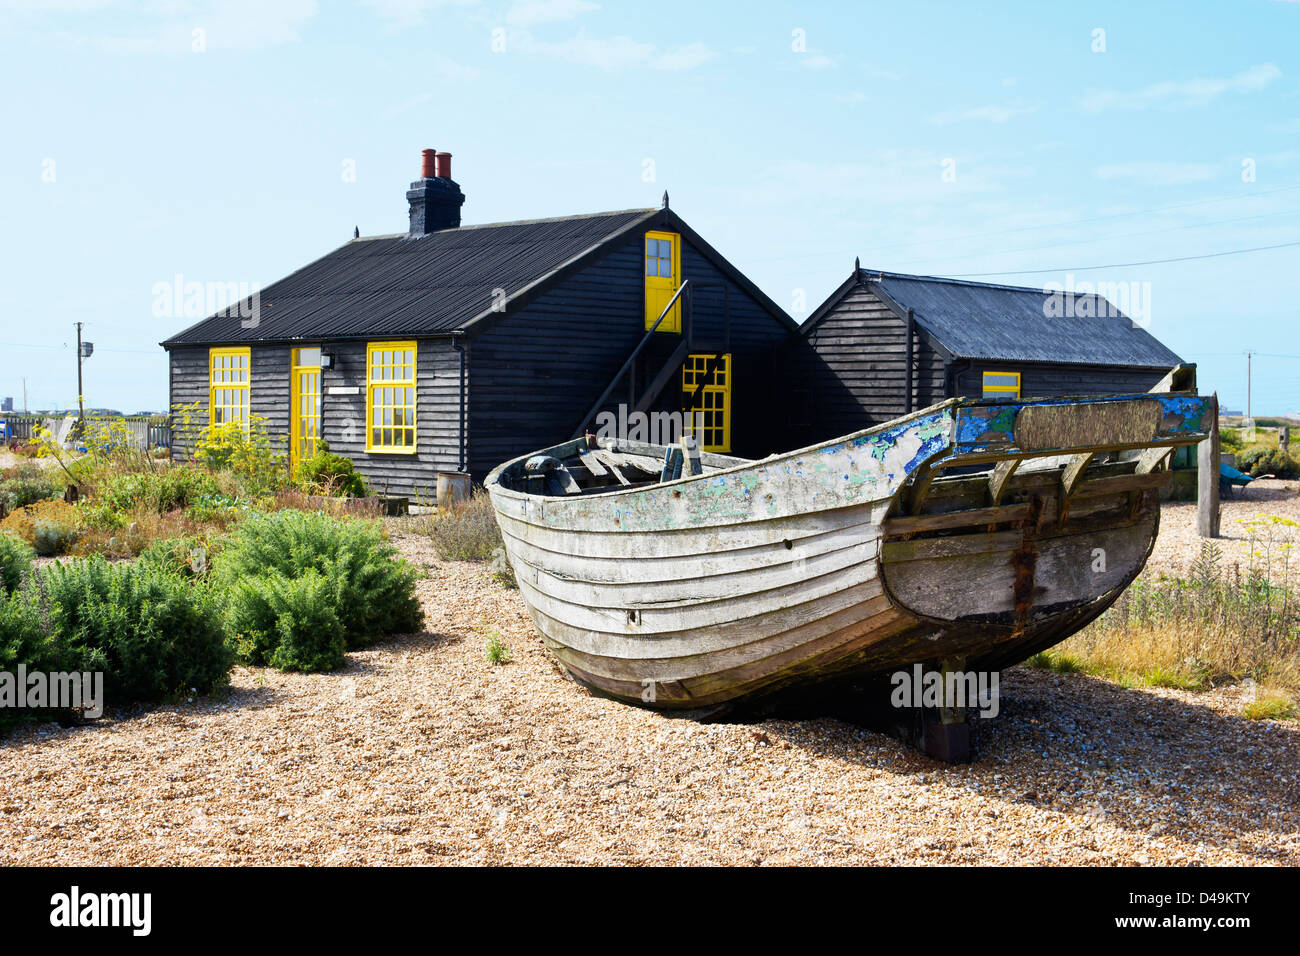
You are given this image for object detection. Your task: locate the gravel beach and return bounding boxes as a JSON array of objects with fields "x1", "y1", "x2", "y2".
[{"x1": 2, "y1": 524, "x2": 1297, "y2": 867}]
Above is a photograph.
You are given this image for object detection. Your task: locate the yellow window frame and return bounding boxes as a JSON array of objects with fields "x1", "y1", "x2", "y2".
[
  {"x1": 366, "y1": 341, "x2": 417, "y2": 453},
  {"x1": 644, "y1": 230, "x2": 682, "y2": 333},
  {"x1": 982, "y1": 370, "x2": 1021, "y2": 399},
  {"x1": 682, "y1": 352, "x2": 731, "y2": 453},
  {"x1": 208, "y1": 347, "x2": 251, "y2": 427},
  {"x1": 290, "y1": 347, "x2": 322, "y2": 467}
]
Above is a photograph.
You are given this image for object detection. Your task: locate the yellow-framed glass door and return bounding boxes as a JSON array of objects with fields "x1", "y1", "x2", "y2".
[
  {"x1": 682, "y1": 352, "x2": 731, "y2": 452},
  {"x1": 290, "y1": 347, "x2": 322, "y2": 467},
  {"x1": 644, "y1": 230, "x2": 682, "y2": 332}
]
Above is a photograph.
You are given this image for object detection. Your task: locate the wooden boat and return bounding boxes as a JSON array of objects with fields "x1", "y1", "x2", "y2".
[{"x1": 485, "y1": 386, "x2": 1211, "y2": 716}]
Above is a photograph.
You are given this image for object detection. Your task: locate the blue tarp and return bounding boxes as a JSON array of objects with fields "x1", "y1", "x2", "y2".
[{"x1": 1220, "y1": 462, "x2": 1254, "y2": 485}]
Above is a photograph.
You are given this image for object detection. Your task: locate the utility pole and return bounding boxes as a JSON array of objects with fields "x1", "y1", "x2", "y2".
[
  {"x1": 1245, "y1": 350, "x2": 1256, "y2": 420},
  {"x1": 75, "y1": 322, "x2": 85, "y2": 420}
]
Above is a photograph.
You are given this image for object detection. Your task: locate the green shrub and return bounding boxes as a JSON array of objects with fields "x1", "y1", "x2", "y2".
[
  {"x1": 227, "y1": 571, "x2": 347, "y2": 672},
  {"x1": 215, "y1": 511, "x2": 423, "y2": 666},
  {"x1": 0, "y1": 589, "x2": 67, "y2": 726},
  {"x1": 484, "y1": 631, "x2": 511, "y2": 665},
  {"x1": 189, "y1": 414, "x2": 287, "y2": 498},
  {"x1": 0, "y1": 463, "x2": 64, "y2": 511},
  {"x1": 184, "y1": 493, "x2": 245, "y2": 524},
  {"x1": 1237, "y1": 446, "x2": 1300, "y2": 479},
  {"x1": 293, "y1": 443, "x2": 369, "y2": 498},
  {"x1": 138, "y1": 536, "x2": 217, "y2": 579},
  {"x1": 0, "y1": 587, "x2": 60, "y2": 673},
  {"x1": 97, "y1": 467, "x2": 221, "y2": 515},
  {"x1": 0, "y1": 534, "x2": 34, "y2": 594},
  {"x1": 38, "y1": 557, "x2": 232, "y2": 702}
]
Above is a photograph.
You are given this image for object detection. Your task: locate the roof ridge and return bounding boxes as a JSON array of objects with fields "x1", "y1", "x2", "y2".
[
  {"x1": 858, "y1": 266, "x2": 1114, "y2": 298},
  {"x1": 351, "y1": 207, "x2": 658, "y2": 241}
]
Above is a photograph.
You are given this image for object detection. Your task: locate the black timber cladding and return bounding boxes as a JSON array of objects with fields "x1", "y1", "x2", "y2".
[
  {"x1": 785, "y1": 268, "x2": 1186, "y2": 444},
  {"x1": 467, "y1": 226, "x2": 795, "y2": 476},
  {"x1": 164, "y1": 202, "x2": 799, "y2": 486}
]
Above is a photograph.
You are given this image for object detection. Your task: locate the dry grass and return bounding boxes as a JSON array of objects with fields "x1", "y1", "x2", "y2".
[
  {"x1": 1033, "y1": 540, "x2": 1300, "y2": 717},
  {"x1": 273, "y1": 487, "x2": 383, "y2": 519},
  {"x1": 416, "y1": 493, "x2": 502, "y2": 562}
]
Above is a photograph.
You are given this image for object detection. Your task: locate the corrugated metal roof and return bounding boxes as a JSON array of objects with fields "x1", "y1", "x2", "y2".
[
  {"x1": 161, "y1": 209, "x2": 657, "y2": 346},
  {"x1": 865, "y1": 269, "x2": 1183, "y2": 368}
]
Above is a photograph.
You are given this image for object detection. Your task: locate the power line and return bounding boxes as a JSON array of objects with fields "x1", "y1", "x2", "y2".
[
  {"x1": 747, "y1": 181, "x2": 1300, "y2": 264},
  {"x1": 947, "y1": 239, "x2": 1300, "y2": 277},
  {"x1": 897, "y1": 206, "x2": 1300, "y2": 269}
]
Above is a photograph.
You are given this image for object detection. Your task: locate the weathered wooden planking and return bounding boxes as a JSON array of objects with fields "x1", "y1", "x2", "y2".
[
  {"x1": 882, "y1": 516, "x2": 1156, "y2": 624},
  {"x1": 883, "y1": 503, "x2": 1031, "y2": 536},
  {"x1": 488, "y1": 391, "x2": 1208, "y2": 709},
  {"x1": 499, "y1": 510, "x2": 880, "y2": 585},
  {"x1": 542, "y1": 593, "x2": 898, "y2": 683},
  {"x1": 521, "y1": 577, "x2": 887, "y2": 661},
  {"x1": 882, "y1": 529, "x2": 1024, "y2": 563},
  {"x1": 547, "y1": 604, "x2": 914, "y2": 708},
  {"x1": 1015, "y1": 399, "x2": 1162, "y2": 451},
  {"x1": 516, "y1": 551, "x2": 882, "y2": 635},
  {"x1": 494, "y1": 500, "x2": 889, "y2": 560},
  {"x1": 489, "y1": 408, "x2": 955, "y2": 534}
]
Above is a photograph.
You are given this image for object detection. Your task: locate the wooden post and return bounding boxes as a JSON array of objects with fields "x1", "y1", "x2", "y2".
[
  {"x1": 1197, "y1": 393, "x2": 1220, "y2": 538},
  {"x1": 1279, "y1": 426, "x2": 1290, "y2": 455}
]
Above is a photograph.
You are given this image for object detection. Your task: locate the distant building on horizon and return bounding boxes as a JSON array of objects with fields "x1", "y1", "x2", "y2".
[{"x1": 0, "y1": 397, "x2": 11, "y2": 412}]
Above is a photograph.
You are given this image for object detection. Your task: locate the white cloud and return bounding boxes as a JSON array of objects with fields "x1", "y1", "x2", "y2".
[
  {"x1": 363, "y1": 0, "x2": 478, "y2": 30},
  {"x1": 799, "y1": 53, "x2": 834, "y2": 70},
  {"x1": 505, "y1": 0, "x2": 598, "y2": 27},
  {"x1": 23, "y1": 0, "x2": 320, "y2": 53},
  {"x1": 1080, "y1": 63, "x2": 1282, "y2": 112},
  {"x1": 930, "y1": 103, "x2": 1036, "y2": 124},
  {"x1": 1093, "y1": 161, "x2": 1220, "y2": 186},
  {"x1": 514, "y1": 28, "x2": 714, "y2": 71}
]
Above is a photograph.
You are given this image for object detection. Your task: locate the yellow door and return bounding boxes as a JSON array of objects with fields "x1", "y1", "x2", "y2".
[
  {"x1": 682, "y1": 353, "x2": 731, "y2": 452},
  {"x1": 644, "y1": 230, "x2": 681, "y2": 332},
  {"x1": 290, "y1": 347, "x2": 322, "y2": 467}
]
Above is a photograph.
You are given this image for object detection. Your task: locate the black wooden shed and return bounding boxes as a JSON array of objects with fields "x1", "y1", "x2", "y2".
[
  {"x1": 785, "y1": 266, "x2": 1188, "y2": 445},
  {"x1": 161, "y1": 150, "x2": 797, "y2": 497}
]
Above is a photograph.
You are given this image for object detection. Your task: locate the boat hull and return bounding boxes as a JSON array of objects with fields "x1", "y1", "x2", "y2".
[{"x1": 486, "y1": 394, "x2": 1204, "y2": 711}]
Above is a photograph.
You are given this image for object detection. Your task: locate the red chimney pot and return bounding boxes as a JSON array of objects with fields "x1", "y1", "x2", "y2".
[
  {"x1": 435, "y1": 151, "x2": 452, "y2": 180},
  {"x1": 421, "y1": 148, "x2": 437, "y2": 179}
]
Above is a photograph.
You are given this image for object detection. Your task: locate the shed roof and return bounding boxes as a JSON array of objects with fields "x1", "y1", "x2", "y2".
[
  {"x1": 856, "y1": 269, "x2": 1183, "y2": 369},
  {"x1": 161, "y1": 208, "x2": 659, "y2": 347}
]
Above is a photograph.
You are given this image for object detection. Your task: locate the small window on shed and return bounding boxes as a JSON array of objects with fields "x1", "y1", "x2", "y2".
[{"x1": 982, "y1": 371, "x2": 1020, "y2": 399}]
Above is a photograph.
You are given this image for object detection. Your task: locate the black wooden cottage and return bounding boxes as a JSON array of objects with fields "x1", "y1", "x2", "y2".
[
  {"x1": 785, "y1": 266, "x2": 1187, "y2": 445},
  {"x1": 161, "y1": 150, "x2": 797, "y2": 497}
]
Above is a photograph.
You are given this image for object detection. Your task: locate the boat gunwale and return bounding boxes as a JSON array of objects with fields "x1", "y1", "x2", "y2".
[
  {"x1": 484, "y1": 390, "x2": 1208, "y2": 510},
  {"x1": 484, "y1": 398, "x2": 962, "y2": 507}
]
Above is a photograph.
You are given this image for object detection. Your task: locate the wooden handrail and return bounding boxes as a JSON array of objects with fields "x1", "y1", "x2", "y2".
[{"x1": 570, "y1": 280, "x2": 693, "y2": 440}]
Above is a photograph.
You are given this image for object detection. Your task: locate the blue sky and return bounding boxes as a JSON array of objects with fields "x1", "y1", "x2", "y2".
[{"x1": 1, "y1": 0, "x2": 1297, "y2": 415}]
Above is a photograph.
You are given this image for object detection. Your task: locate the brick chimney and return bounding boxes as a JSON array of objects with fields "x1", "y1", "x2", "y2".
[{"x1": 407, "y1": 147, "x2": 465, "y2": 237}]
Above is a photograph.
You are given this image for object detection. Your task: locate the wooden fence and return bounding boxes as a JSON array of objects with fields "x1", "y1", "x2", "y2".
[{"x1": 0, "y1": 414, "x2": 172, "y2": 450}]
